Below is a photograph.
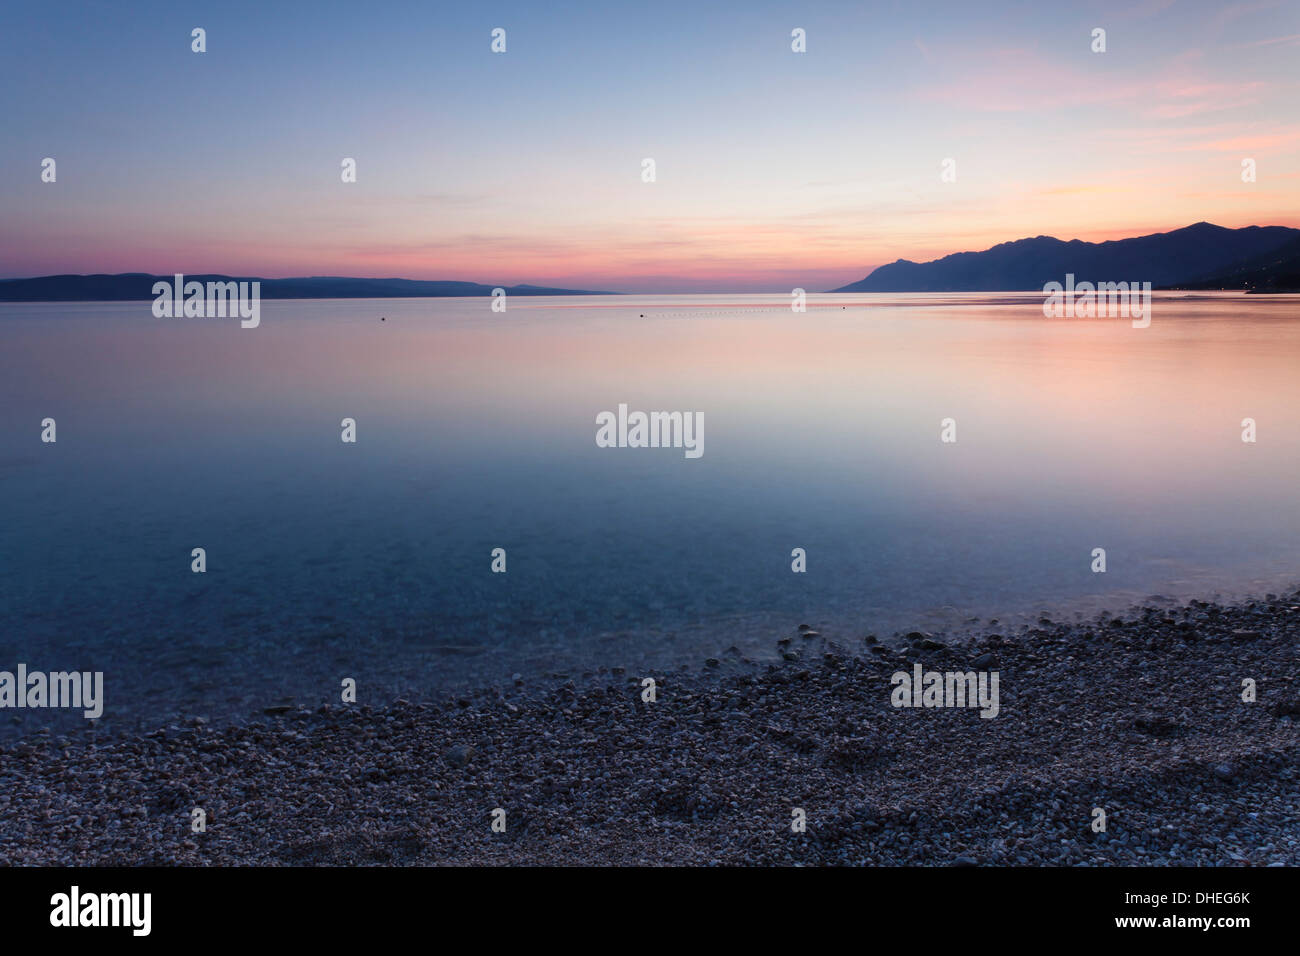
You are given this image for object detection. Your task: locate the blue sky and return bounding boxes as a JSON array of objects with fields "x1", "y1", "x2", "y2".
[{"x1": 3, "y1": 0, "x2": 1298, "y2": 289}]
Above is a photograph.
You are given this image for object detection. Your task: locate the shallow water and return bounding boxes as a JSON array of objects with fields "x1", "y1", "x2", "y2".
[{"x1": 3, "y1": 292, "x2": 1299, "y2": 730}]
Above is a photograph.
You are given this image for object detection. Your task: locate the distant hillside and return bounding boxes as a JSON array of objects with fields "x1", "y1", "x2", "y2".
[
  {"x1": 1171, "y1": 234, "x2": 1300, "y2": 293},
  {"x1": 0, "y1": 274, "x2": 613, "y2": 302},
  {"x1": 831, "y1": 223, "x2": 1300, "y2": 292}
]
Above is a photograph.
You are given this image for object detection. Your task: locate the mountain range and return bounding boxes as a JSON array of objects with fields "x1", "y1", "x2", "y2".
[
  {"x1": 0, "y1": 275, "x2": 611, "y2": 301},
  {"x1": 5, "y1": 224, "x2": 1299, "y2": 299},
  {"x1": 831, "y1": 223, "x2": 1300, "y2": 293}
]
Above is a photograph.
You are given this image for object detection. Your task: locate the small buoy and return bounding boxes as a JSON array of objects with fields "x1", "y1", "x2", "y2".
[{"x1": 380, "y1": 316, "x2": 386, "y2": 321}]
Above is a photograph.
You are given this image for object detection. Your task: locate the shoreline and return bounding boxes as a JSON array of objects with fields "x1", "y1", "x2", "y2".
[{"x1": 1, "y1": 591, "x2": 1297, "y2": 866}]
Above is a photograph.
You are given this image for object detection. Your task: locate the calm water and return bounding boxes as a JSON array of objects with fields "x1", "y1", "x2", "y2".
[{"x1": 3, "y1": 292, "x2": 1299, "y2": 730}]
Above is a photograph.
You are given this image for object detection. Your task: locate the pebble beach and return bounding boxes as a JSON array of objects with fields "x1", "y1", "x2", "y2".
[{"x1": 2, "y1": 591, "x2": 1297, "y2": 866}]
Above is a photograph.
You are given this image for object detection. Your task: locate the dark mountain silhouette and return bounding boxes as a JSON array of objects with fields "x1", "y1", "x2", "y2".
[
  {"x1": 1170, "y1": 233, "x2": 1300, "y2": 293},
  {"x1": 0, "y1": 274, "x2": 613, "y2": 301},
  {"x1": 830, "y1": 223, "x2": 1300, "y2": 292}
]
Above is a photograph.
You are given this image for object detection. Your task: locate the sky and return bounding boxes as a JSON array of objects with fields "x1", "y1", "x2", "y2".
[{"x1": 2, "y1": 0, "x2": 1299, "y2": 291}]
